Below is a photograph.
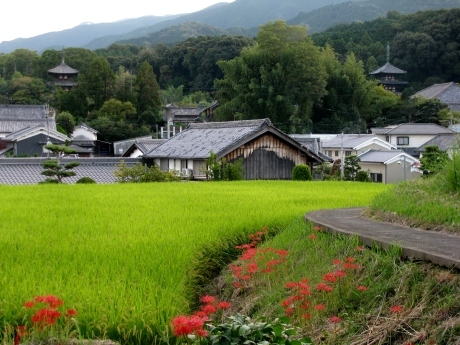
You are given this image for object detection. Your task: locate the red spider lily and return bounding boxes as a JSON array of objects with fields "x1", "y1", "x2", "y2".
[
  {"x1": 314, "y1": 304, "x2": 326, "y2": 311},
  {"x1": 16, "y1": 326, "x2": 27, "y2": 337},
  {"x1": 329, "y1": 316, "x2": 342, "y2": 323},
  {"x1": 357, "y1": 285, "x2": 368, "y2": 291},
  {"x1": 240, "y1": 248, "x2": 258, "y2": 261},
  {"x1": 246, "y1": 263, "x2": 258, "y2": 273},
  {"x1": 316, "y1": 282, "x2": 329, "y2": 291},
  {"x1": 334, "y1": 270, "x2": 346, "y2": 278},
  {"x1": 233, "y1": 282, "x2": 243, "y2": 288},
  {"x1": 31, "y1": 308, "x2": 61, "y2": 325},
  {"x1": 390, "y1": 305, "x2": 404, "y2": 313},
  {"x1": 322, "y1": 273, "x2": 337, "y2": 283},
  {"x1": 308, "y1": 234, "x2": 317, "y2": 240},
  {"x1": 285, "y1": 282, "x2": 298, "y2": 289},
  {"x1": 195, "y1": 329, "x2": 208, "y2": 337},
  {"x1": 301, "y1": 302, "x2": 311, "y2": 310},
  {"x1": 24, "y1": 301, "x2": 35, "y2": 308},
  {"x1": 201, "y1": 295, "x2": 215, "y2": 304},
  {"x1": 343, "y1": 262, "x2": 360, "y2": 270},
  {"x1": 332, "y1": 259, "x2": 342, "y2": 265},
  {"x1": 324, "y1": 285, "x2": 334, "y2": 293},
  {"x1": 345, "y1": 257, "x2": 355, "y2": 263},
  {"x1": 284, "y1": 307, "x2": 294, "y2": 316},
  {"x1": 261, "y1": 268, "x2": 273, "y2": 273},
  {"x1": 266, "y1": 259, "x2": 282, "y2": 267},
  {"x1": 65, "y1": 309, "x2": 78, "y2": 317},
  {"x1": 171, "y1": 315, "x2": 207, "y2": 337},
  {"x1": 218, "y1": 301, "x2": 231, "y2": 310},
  {"x1": 313, "y1": 226, "x2": 323, "y2": 231},
  {"x1": 273, "y1": 249, "x2": 288, "y2": 257},
  {"x1": 34, "y1": 295, "x2": 63, "y2": 308},
  {"x1": 201, "y1": 304, "x2": 217, "y2": 315},
  {"x1": 355, "y1": 246, "x2": 364, "y2": 251},
  {"x1": 302, "y1": 313, "x2": 311, "y2": 319},
  {"x1": 194, "y1": 311, "x2": 208, "y2": 318}
]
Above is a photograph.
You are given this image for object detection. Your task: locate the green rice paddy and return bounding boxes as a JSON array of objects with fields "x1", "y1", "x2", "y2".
[{"x1": 0, "y1": 181, "x2": 388, "y2": 344}]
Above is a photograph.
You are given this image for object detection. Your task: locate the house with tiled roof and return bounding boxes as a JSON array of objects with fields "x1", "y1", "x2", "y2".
[
  {"x1": 0, "y1": 125, "x2": 69, "y2": 157},
  {"x1": 0, "y1": 104, "x2": 55, "y2": 138},
  {"x1": 412, "y1": 82, "x2": 460, "y2": 112},
  {"x1": 122, "y1": 139, "x2": 167, "y2": 158},
  {"x1": 371, "y1": 123, "x2": 454, "y2": 157},
  {"x1": 416, "y1": 133, "x2": 459, "y2": 157},
  {"x1": 163, "y1": 101, "x2": 218, "y2": 126},
  {"x1": 144, "y1": 119, "x2": 326, "y2": 180},
  {"x1": 369, "y1": 62, "x2": 408, "y2": 94},
  {"x1": 0, "y1": 157, "x2": 140, "y2": 185},
  {"x1": 320, "y1": 134, "x2": 396, "y2": 161},
  {"x1": 358, "y1": 150, "x2": 421, "y2": 183}
]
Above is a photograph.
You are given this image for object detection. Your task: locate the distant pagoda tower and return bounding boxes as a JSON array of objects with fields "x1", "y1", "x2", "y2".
[
  {"x1": 369, "y1": 43, "x2": 408, "y2": 94},
  {"x1": 47, "y1": 49, "x2": 79, "y2": 91}
]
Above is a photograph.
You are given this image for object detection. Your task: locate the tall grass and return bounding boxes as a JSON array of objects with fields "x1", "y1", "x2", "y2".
[{"x1": 0, "y1": 181, "x2": 387, "y2": 344}]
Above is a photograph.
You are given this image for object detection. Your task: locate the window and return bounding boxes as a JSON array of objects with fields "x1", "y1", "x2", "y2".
[
  {"x1": 345, "y1": 151, "x2": 352, "y2": 156},
  {"x1": 370, "y1": 173, "x2": 383, "y2": 183},
  {"x1": 325, "y1": 150, "x2": 332, "y2": 157},
  {"x1": 397, "y1": 137, "x2": 409, "y2": 145},
  {"x1": 335, "y1": 150, "x2": 339, "y2": 157},
  {"x1": 385, "y1": 135, "x2": 390, "y2": 142}
]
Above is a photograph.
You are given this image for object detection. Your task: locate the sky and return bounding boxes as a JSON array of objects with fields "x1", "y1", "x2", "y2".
[{"x1": 0, "y1": 0, "x2": 234, "y2": 44}]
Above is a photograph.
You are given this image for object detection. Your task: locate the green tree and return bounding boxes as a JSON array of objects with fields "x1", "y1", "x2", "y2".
[
  {"x1": 55, "y1": 111, "x2": 76, "y2": 135},
  {"x1": 41, "y1": 144, "x2": 80, "y2": 184},
  {"x1": 135, "y1": 61, "x2": 161, "y2": 115},
  {"x1": 8, "y1": 73, "x2": 45, "y2": 104},
  {"x1": 215, "y1": 21, "x2": 327, "y2": 133},
  {"x1": 97, "y1": 98, "x2": 137, "y2": 122},
  {"x1": 344, "y1": 155, "x2": 362, "y2": 181},
  {"x1": 420, "y1": 146, "x2": 448, "y2": 177}
]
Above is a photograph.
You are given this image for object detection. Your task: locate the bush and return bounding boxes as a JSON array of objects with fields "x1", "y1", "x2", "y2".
[
  {"x1": 114, "y1": 161, "x2": 180, "y2": 183},
  {"x1": 76, "y1": 177, "x2": 96, "y2": 184},
  {"x1": 355, "y1": 170, "x2": 371, "y2": 182},
  {"x1": 292, "y1": 164, "x2": 312, "y2": 181}
]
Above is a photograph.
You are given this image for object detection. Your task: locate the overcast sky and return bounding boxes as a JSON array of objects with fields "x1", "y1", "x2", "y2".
[{"x1": 0, "y1": 0, "x2": 234, "y2": 44}]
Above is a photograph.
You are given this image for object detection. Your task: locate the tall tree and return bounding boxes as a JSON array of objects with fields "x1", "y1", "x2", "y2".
[
  {"x1": 215, "y1": 21, "x2": 327, "y2": 133},
  {"x1": 135, "y1": 61, "x2": 161, "y2": 115}
]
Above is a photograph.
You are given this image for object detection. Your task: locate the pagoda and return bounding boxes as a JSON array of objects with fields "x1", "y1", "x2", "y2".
[
  {"x1": 47, "y1": 50, "x2": 79, "y2": 91},
  {"x1": 369, "y1": 44, "x2": 408, "y2": 94}
]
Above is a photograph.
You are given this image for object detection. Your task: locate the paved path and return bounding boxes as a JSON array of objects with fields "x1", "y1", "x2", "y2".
[{"x1": 305, "y1": 207, "x2": 460, "y2": 269}]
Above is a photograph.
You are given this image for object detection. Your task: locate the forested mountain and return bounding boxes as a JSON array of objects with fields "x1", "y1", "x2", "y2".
[
  {"x1": 0, "y1": 15, "x2": 181, "y2": 54},
  {"x1": 289, "y1": 0, "x2": 460, "y2": 33},
  {"x1": 116, "y1": 22, "x2": 251, "y2": 47},
  {"x1": 311, "y1": 8, "x2": 460, "y2": 86}
]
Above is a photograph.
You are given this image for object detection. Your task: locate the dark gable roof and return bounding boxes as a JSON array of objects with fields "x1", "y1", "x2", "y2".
[
  {"x1": 369, "y1": 62, "x2": 407, "y2": 75},
  {"x1": 2, "y1": 125, "x2": 68, "y2": 142},
  {"x1": 145, "y1": 119, "x2": 324, "y2": 163},
  {"x1": 413, "y1": 82, "x2": 460, "y2": 104}
]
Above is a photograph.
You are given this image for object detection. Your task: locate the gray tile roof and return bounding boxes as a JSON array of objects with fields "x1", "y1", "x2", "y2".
[
  {"x1": 145, "y1": 119, "x2": 271, "y2": 159},
  {"x1": 321, "y1": 134, "x2": 375, "y2": 149},
  {"x1": 113, "y1": 135, "x2": 156, "y2": 156},
  {"x1": 122, "y1": 140, "x2": 167, "y2": 157},
  {"x1": 369, "y1": 62, "x2": 407, "y2": 75},
  {"x1": 417, "y1": 133, "x2": 460, "y2": 152},
  {"x1": 2, "y1": 125, "x2": 68, "y2": 142},
  {"x1": 359, "y1": 150, "x2": 403, "y2": 163},
  {"x1": 0, "y1": 105, "x2": 56, "y2": 134},
  {"x1": 47, "y1": 62, "x2": 79, "y2": 74},
  {"x1": 413, "y1": 82, "x2": 460, "y2": 106},
  {"x1": 382, "y1": 123, "x2": 454, "y2": 135},
  {"x1": 0, "y1": 158, "x2": 140, "y2": 185}
]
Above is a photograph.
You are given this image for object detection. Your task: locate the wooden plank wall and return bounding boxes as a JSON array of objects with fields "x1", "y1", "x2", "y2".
[{"x1": 224, "y1": 133, "x2": 308, "y2": 180}]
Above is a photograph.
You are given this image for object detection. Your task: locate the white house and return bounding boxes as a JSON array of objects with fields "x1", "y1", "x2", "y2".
[
  {"x1": 321, "y1": 134, "x2": 396, "y2": 161},
  {"x1": 371, "y1": 123, "x2": 454, "y2": 157},
  {"x1": 358, "y1": 150, "x2": 422, "y2": 183}
]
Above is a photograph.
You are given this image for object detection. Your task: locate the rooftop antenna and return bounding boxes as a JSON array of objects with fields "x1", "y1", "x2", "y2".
[{"x1": 386, "y1": 42, "x2": 390, "y2": 63}]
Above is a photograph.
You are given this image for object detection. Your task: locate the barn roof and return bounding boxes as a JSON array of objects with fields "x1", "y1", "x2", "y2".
[{"x1": 145, "y1": 119, "x2": 324, "y2": 163}]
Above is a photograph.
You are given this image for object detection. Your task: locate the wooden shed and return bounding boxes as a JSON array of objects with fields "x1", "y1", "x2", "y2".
[{"x1": 144, "y1": 119, "x2": 326, "y2": 180}]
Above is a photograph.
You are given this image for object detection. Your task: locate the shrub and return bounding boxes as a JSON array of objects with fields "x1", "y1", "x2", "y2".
[
  {"x1": 355, "y1": 170, "x2": 371, "y2": 182},
  {"x1": 292, "y1": 164, "x2": 312, "y2": 181},
  {"x1": 114, "y1": 161, "x2": 179, "y2": 183},
  {"x1": 76, "y1": 177, "x2": 96, "y2": 184},
  {"x1": 222, "y1": 159, "x2": 244, "y2": 181}
]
